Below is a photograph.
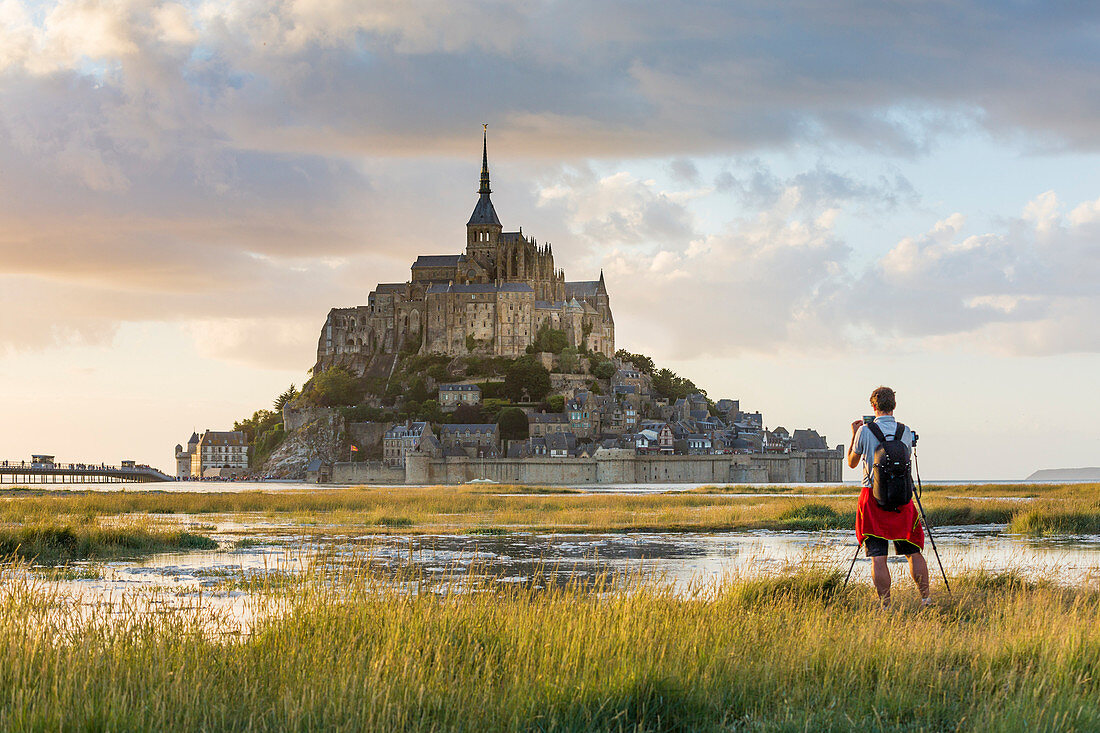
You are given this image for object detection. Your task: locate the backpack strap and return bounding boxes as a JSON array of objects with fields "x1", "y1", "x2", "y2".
[
  {"x1": 894, "y1": 422, "x2": 905, "y2": 441},
  {"x1": 865, "y1": 422, "x2": 887, "y2": 443}
]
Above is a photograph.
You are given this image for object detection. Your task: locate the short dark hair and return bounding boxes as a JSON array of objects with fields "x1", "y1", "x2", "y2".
[{"x1": 870, "y1": 386, "x2": 896, "y2": 413}]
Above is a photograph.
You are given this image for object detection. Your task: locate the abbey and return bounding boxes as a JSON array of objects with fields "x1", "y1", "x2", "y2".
[{"x1": 315, "y1": 133, "x2": 615, "y2": 373}]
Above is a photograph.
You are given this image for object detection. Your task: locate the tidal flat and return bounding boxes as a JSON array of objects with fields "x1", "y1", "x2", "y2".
[{"x1": 1, "y1": 483, "x2": 1099, "y2": 730}]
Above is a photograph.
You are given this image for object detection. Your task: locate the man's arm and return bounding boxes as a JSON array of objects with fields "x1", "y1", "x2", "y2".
[{"x1": 847, "y1": 420, "x2": 863, "y2": 469}]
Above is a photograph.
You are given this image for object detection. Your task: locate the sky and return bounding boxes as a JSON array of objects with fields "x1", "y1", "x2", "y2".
[{"x1": 0, "y1": 0, "x2": 1097, "y2": 480}]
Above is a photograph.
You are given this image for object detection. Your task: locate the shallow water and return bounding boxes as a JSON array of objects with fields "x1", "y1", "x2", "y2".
[{"x1": 22, "y1": 520, "x2": 1100, "y2": 626}]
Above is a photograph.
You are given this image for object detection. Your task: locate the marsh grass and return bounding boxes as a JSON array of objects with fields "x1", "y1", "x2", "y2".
[
  {"x1": 0, "y1": 560, "x2": 1098, "y2": 731},
  {"x1": 1, "y1": 484, "x2": 1097, "y2": 537},
  {"x1": 1008, "y1": 500, "x2": 1100, "y2": 536},
  {"x1": 0, "y1": 521, "x2": 217, "y2": 564}
]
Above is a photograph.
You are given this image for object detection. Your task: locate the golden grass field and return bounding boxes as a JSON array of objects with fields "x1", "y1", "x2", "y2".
[
  {"x1": 0, "y1": 484, "x2": 1097, "y2": 729},
  {"x1": 0, "y1": 483, "x2": 1097, "y2": 554},
  {"x1": 0, "y1": 559, "x2": 1097, "y2": 731}
]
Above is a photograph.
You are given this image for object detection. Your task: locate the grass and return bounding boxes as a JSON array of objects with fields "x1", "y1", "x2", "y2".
[
  {"x1": 0, "y1": 521, "x2": 217, "y2": 564},
  {"x1": 0, "y1": 562, "x2": 1098, "y2": 730},
  {"x1": 0, "y1": 485, "x2": 1096, "y2": 537},
  {"x1": 1008, "y1": 500, "x2": 1100, "y2": 536}
]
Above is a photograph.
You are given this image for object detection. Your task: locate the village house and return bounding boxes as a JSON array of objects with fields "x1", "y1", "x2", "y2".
[
  {"x1": 566, "y1": 391, "x2": 600, "y2": 439},
  {"x1": 438, "y1": 384, "x2": 481, "y2": 410},
  {"x1": 190, "y1": 430, "x2": 249, "y2": 477},
  {"x1": 527, "y1": 412, "x2": 571, "y2": 438},
  {"x1": 439, "y1": 424, "x2": 500, "y2": 456},
  {"x1": 383, "y1": 421, "x2": 433, "y2": 467}
]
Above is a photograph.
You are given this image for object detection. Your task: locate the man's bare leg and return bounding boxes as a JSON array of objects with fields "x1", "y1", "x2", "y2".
[
  {"x1": 871, "y1": 556, "x2": 891, "y2": 607},
  {"x1": 909, "y1": 552, "x2": 931, "y2": 601}
]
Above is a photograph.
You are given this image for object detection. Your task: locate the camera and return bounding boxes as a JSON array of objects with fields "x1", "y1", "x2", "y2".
[{"x1": 862, "y1": 415, "x2": 874, "y2": 424}]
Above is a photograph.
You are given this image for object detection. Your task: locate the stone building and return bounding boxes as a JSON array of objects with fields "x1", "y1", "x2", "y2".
[
  {"x1": 438, "y1": 384, "x2": 481, "y2": 410},
  {"x1": 383, "y1": 421, "x2": 432, "y2": 467},
  {"x1": 315, "y1": 132, "x2": 615, "y2": 373},
  {"x1": 174, "y1": 432, "x2": 199, "y2": 478},
  {"x1": 190, "y1": 430, "x2": 248, "y2": 477}
]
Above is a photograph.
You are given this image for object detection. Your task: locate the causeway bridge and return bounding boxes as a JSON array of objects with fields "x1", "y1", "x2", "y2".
[{"x1": 0, "y1": 461, "x2": 174, "y2": 484}]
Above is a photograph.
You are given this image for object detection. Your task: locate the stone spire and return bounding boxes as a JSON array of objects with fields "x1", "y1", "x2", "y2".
[
  {"x1": 479, "y1": 125, "x2": 491, "y2": 195},
  {"x1": 467, "y1": 125, "x2": 501, "y2": 228}
]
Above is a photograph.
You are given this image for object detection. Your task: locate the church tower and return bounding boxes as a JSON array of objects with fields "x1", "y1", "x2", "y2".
[{"x1": 466, "y1": 128, "x2": 502, "y2": 261}]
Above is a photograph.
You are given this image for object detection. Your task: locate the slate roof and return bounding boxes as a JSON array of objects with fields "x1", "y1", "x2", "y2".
[
  {"x1": 499, "y1": 282, "x2": 534, "y2": 293},
  {"x1": 468, "y1": 193, "x2": 501, "y2": 227},
  {"x1": 413, "y1": 255, "x2": 464, "y2": 268},
  {"x1": 440, "y1": 424, "x2": 498, "y2": 434},
  {"x1": 546, "y1": 433, "x2": 575, "y2": 452},
  {"x1": 426, "y1": 283, "x2": 498, "y2": 295},
  {"x1": 565, "y1": 281, "x2": 600, "y2": 298},
  {"x1": 792, "y1": 429, "x2": 828, "y2": 451},
  {"x1": 199, "y1": 430, "x2": 247, "y2": 447},
  {"x1": 529, "y1": 413, "x2": 569, "y2": 424},
  {"x1": 440, "y1": 384, "x2": 481, "y2": 392},
  {"x1": 374, "y1": 283, "x2": 406, "y2": 294}
]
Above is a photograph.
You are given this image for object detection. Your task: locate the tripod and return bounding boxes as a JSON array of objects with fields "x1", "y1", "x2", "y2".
[{"x1": 844, "y1": 435, "x2": 951, "y2": 593}]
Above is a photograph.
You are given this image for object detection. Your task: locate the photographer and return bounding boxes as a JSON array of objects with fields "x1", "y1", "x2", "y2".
[{"x1": 847, "y1": 386, "x2": 932, "y2": 608}]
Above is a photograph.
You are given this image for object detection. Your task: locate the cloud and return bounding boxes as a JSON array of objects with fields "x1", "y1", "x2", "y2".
[
  {"x1": 833, "y1": 192, "x2": 1100, "y2": 353},
  {"x1": 0, "y1": 1, "x2": 1097, "y2": 367}
]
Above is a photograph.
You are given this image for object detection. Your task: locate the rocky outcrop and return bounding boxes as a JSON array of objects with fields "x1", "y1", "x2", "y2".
[{"x1": 257, "y1": 409, "x2": 347, "y2": 480}]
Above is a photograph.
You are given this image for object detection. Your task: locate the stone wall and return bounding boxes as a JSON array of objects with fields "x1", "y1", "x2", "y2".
[
  {"x1": 347, "y1": 421, "x2": 390, "y2": 454},
  {"x1": 400, "y1": 448, "x2": 844, "y2": 486},
  {"x1": 332, "y1": 460, "x2": 406, "y2": 484}
]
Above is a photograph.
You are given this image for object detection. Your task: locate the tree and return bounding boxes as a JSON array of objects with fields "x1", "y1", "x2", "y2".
[
  {"x1": 615, "y1": 349, "x2": 655, "y2": 375},
  {"x1": 273, "y1": 384, "x2": 299, "y2": 411},
  {"x1": 234, "y1": 409, "x2": 281, "y2": 443},
  {"x1": 453, "y1": 403, "x2": 485, "y2": 424},
  {"x1": 407, "y1": 376, "x2": 430, "y2": 404},
  {"x1": 504, "y1": 357, "x2": 551, "y2": 403},
  {"x1": 546, "y1": 395, "x2": 565, "y2": 413},
  {"x1": 594, "y1": 358, "x2": 620, "y2": 378},
  {"x1": 651, "y1": 367, "x2": 702, "y2": 401},
  {"x1": 529, "y1": 324, "x2": 569, "y2": 354},
  {"x1": 417, "y1": 399, "x2": 443, "y2": 424},
  {"x1": 558, "y1": 347, "x2": 579, "y2": 374},
  {"x1": 307, "y1": 367, "x2": 363, "y2": 407},
  {"x1": 497, "y1": 407, "x2": 529, "y2": 441}
]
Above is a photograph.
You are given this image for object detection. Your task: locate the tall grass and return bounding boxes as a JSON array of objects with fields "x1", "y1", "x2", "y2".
[
  {"x1": 1008, "y1": 500, "x2": 1100, "y2": 536},
  {"x1": 0, "y1": 562, "x2": 1097, "y2": 730},
  {"x1": 0, "y1": 521, "x2": 217, "y2": 563},
  {"x1": 0, "y1": 487, "x2": 1033, "y2": 534}
]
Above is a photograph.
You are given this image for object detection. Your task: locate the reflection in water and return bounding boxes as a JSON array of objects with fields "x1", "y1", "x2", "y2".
[{"x1": 21, "y1": 524, "x2": 1100, "y2": 620}]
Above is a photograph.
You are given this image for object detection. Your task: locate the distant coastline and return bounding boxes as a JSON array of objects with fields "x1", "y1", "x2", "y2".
[{"x1": 1026, "y1": 467, "x2": 1100, "y2": 481}]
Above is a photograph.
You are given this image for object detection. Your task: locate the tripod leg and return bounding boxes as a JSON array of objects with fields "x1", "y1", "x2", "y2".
[
  {"x1": 912, "y1": 448, "x2": 951, "y2": 594},
  {"x1": 843, "y1": 539, "x2": 862, "y2": 587},
  {"x1": 913, "y1": 492, "x2": 951, "y2": 594}
]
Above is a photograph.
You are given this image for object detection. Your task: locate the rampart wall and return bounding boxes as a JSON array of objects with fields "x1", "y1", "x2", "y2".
[{"x1": 325, "y1": 448, "x2": 844, "y2": 485}]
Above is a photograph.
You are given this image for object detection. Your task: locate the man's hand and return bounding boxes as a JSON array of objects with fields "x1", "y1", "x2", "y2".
[{"x1": 851, "y1": 419, "x2": 864, "y2": 435}]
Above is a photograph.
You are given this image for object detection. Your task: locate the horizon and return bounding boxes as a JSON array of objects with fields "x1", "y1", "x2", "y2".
[{"x1": 1, "y1": 1, "x2": 1098, "y2": 481}]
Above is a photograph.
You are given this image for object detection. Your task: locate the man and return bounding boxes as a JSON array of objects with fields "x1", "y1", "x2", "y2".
[{"x1": 847, "y1": 386, "x2": 931, "y2": 608}]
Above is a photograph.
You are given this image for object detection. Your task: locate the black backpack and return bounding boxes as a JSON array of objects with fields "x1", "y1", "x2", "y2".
[{"x1": 865, "y1": 422, "x2": 914, "y2": 512}]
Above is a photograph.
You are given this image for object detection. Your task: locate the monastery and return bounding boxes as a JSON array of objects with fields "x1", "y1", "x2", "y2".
[{"x1": 315, "y1": 132, "x2": 615, "y2": 374}]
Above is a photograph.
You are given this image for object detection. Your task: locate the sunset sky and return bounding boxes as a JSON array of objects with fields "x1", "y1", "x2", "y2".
[{"x1": 1, "y1": 1, "x2": 1097, "y2": 480}]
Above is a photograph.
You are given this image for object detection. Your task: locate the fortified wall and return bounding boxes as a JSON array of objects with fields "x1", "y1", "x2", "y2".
[{"x1": 329, "y1": 448, "x2": 843, "y2": 485}]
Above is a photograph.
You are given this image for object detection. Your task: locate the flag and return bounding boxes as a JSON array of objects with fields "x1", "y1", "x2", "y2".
[{"x1": 350, "y1": 445, "x2": 359, "y2": 452}]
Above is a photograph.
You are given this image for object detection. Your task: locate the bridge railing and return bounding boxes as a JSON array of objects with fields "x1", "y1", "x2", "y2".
[{"x1": 0, "y1": 461, "x2": 165, "y2": 474}]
